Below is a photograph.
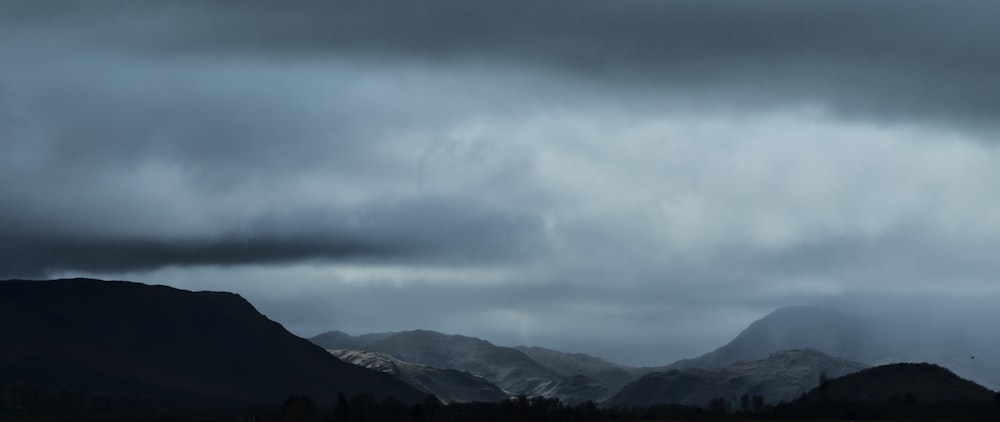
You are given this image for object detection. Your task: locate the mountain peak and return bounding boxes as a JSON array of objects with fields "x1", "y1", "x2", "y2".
[{"x1": 667, "y1": 305, "x2": 876, "y2": 370}]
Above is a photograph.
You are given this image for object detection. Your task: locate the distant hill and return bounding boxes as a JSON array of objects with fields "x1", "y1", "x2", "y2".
[
  {"x1": 0, "y1": 278, "x2": 424, "y2": 406},
  {"x1": 775, "y1": 363, "x2": 1000, "y2": 420},
  {"x1": 666, "y1": 305, "x2": 1000, "y2": 390},
  {"x1": 609, "y1": 349, "x2": 867, "y2": 407},
  {"x1": 329, "y1": 349, "x2": 508, "y2": 403},
  {"x1": 311, "y1": 330, "x2": 613, "y2": 403},
  {"x1": 796, "y1": 362, "x2": 996, "y2": 405}
]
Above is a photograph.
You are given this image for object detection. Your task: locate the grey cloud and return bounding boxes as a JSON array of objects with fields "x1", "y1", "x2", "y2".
[
  {"x1": 0, "y1": 48, "x2": 549, "y2": 277},
  {"x1": 0, "y1": 195, "x2": 547, "y2": 278},
  {"x1": 0, "y1": 60, "x2": 379, "y2": 181}
]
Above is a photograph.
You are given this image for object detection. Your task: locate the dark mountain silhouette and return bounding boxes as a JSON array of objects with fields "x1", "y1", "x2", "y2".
[
  {"x1": 665, "y1": 305, "x2": 1000, "y2": 391},
  {"x1": 0, "y1": 278, "x2": 423, "y2": 406},
  {"x1": 310, "y1": 330, "x2": 613, "y2": 403},
  {"x1": 609, "y1": 349, "x2": 867, "y2": 407},
  {"x1": 774, "y1": 363, "x2": 1000, "y2": 420},
  {"x1": 329, "y1": 349, "x2": 509, "y2": 403},
  {"x1": 796, "y1": 362, "x2": 996, "y2": 405}
]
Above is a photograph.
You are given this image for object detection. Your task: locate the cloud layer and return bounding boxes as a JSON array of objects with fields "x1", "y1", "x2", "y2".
[{"x1": 3, "y1": 1, "x2": 1000, "y2": 364}]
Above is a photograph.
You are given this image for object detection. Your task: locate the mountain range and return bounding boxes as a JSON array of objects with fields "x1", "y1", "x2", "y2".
[
  {"x1": 6, "y1": 277, "x2": 997, "y2": 414},
  {"x1": 311, "y1": 331, "x2": 865, "y2": 407},
  {"x1": 317, "y1": 305, "x2": 1000, "y2": 407}
]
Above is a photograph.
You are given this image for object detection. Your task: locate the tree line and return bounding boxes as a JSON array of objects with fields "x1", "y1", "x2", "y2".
[{"x1": 4, "y1": 382, "x2": 1000, "y2": 421}]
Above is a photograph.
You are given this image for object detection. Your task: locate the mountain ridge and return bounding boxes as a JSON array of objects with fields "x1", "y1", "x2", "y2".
[{"x1": 310, "y1": 329, "x2": 622, "y2": 403}]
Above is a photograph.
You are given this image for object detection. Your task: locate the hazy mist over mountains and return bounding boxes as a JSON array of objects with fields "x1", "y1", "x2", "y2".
[
  {"x1": 313, "y1": 301, "x2": 1000, "y2": 389},
  {"x1": 664, "y1": 304, "x2": 1000, "y2": 394},
  {"x1": 310, "y1": 302, "x2": 1000, "y2": 406}
]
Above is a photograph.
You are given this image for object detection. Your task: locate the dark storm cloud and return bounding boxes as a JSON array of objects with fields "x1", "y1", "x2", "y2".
[
  {"x1": 3, "y1": 1, "x2": 998, "y2": 130},
  {"x1": 0, "y1": 232, "x2": 394, "y2": 279}
]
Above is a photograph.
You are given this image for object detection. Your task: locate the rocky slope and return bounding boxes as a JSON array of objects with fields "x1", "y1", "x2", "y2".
[
  {"x1": 514, "y1": 346, "x2": 644, "y2": 391},
  {"x1": 329, "y1": 349, "x2": 508, "y2": 403},
  {"x1": 364, "y1": 330, "x2": 561, "y2": 395}
]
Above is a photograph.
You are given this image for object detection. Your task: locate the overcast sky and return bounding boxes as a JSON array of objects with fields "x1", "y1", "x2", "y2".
[{"x1": 3, "y1": 1, "x2": 1000, "y2": 365}]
